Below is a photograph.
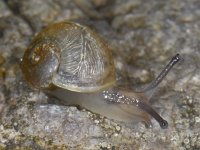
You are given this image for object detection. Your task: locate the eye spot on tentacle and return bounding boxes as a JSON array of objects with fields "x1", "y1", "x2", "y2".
[{"x1": 159, "y1": 120, "x2": 168, "y2": 129}]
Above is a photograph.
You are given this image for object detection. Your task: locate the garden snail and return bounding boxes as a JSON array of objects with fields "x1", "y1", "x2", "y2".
[{"x1": 20, "y1": 21, "x2": 180, "y2": 129}]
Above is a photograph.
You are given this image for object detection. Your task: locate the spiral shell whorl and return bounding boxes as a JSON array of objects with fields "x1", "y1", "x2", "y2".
[
  {"x1": 21, "y1": 21, "x2": 116, "y2": 92},
  {"x1": 21, "y1": 38, "x2": 60, "y2": 89}
]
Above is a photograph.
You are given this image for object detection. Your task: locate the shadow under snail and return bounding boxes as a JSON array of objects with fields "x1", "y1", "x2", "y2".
[{"x1": 20, "y1": 21, "x2": 180, "y2": 129}]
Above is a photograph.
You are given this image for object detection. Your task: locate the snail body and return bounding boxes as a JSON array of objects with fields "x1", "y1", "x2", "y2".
[{"x1": 21, "y1": 21, "x2": 180, "y2": 129}]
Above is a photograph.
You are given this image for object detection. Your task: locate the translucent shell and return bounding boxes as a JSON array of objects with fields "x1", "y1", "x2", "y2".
[{"x1": 21, "y1": 21, "x2": 116, "y2": 92}]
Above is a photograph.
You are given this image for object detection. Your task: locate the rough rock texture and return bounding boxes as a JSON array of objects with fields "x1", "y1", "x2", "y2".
[{"x1": 0, "y1": 0, "x2": 200, "y2": 149}]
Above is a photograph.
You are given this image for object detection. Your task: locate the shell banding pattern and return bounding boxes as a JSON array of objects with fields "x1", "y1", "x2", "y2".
[
  {"x1": 52, "y1": 22, "x2": 115, "y2": 92},
  {"x1": 58, "y1": 28, "x2": 104, "y2": 82}
]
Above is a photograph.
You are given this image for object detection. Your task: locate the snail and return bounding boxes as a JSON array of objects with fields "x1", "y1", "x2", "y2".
[{"x1": 20, "y1": 21, "x2": 180, "y2": 129}]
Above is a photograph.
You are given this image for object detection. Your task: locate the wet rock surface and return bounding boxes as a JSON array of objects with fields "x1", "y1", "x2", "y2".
[{"x1": 0, "y1": 0, "x2": 200, "y2": 149}]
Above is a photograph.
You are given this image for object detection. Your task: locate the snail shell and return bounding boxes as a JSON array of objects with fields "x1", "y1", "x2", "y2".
[{"x1": 21, "y1": 21, "x2": 115, "y2": 92}]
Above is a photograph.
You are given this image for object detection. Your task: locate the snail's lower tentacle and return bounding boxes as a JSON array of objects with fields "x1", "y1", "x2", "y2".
[
  {"x1": 143, "y1": 53, "x2": 180, "y2": 94},
  {"x1": 103, "y1": 90, "x2": 168, "y2": 129},
  {"x1": 137, "y1": 101, "x2": 168, "y2": 129}
]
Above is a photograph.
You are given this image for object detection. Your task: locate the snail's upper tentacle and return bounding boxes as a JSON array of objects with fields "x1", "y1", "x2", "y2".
[{"x1": 143, "y1": 53, "x2": 180, "y2": 96}]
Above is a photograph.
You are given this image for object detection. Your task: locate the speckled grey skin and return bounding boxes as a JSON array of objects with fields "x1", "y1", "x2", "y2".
[{"x1": 0, "y1": 0, "x2": 200, "y2": 149}]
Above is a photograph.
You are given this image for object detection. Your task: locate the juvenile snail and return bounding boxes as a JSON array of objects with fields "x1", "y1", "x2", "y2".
[{"x1": 21, "y1": 21, "x2": 180, "y2": 129}]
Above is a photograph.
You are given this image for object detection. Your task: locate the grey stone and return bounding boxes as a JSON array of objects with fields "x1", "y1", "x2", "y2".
[{"x1": 0, "y1": 0, "x2": 200, "y2": 149}]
